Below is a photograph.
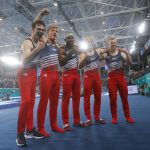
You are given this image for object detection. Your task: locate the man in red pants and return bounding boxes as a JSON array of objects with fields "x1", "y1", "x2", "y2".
[
  {"x1": 59, "y1": 33, "x2": 86, "y2": 131},
  {"x1": 16, "y1": 20, "x2": 46, "y2": 147},
  {"x1": 79, "y1": 36, "x2": 106, "y2": 126},
  {"x1": 34, "y1": 9, "x2": 64, "y2": 137},
  {"x1": 101, "y1": 36, "x2": 134, "y2": 124}
]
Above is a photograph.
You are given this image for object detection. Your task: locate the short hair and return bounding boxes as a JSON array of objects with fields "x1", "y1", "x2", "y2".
[
  {"x1": 47, "y1": 24, "x2": 58, "y2": 33},
  {"x1": 64, "y1": 33, "x2": 74, "y2": 40},
  {"x1": 32, "y1": 20, "x2": 46, "y2": 30},
  {"x1": 84, "y1": 36, "x2": 94, "y2": 43},
  {"x1": 106, "y1": 36, "x2": 116, "y2": 43}
]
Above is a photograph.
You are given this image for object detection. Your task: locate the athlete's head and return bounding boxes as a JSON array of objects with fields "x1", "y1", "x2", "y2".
[
  {"x1": 32, "y1": 20, "x2": 46, "y2": 39},
  {"x1": 106, "y1": 36, "x2": 117, "y2": 50},
  {"x1": 84, "y1": 36, "x2": 95, "y2": 51},
  {"x1": 64, "y1": 33, "x2": 74, "y2": 46},
  {"x1": 47, "y1": 24, "x2": 58, "y2": 43}
]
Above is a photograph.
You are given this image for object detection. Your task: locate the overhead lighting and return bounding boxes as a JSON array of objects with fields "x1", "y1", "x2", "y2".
[
  {"x1": 103, "y1": 21, "x2": 105, "y2": 25},
  {"x1": 138, "y1": 22, "x2": 146, "y2": 34},
  {"x1": 101, "y1": 12, "x2": 104, "y2": 15},
  {"x1": 0, "y1": 18, "x2": 3, "y2": 21},
  {"x1": 0, "y1": 56, "x2": 20, "y2": 66},
  {"x1": 130, "y1": 43, "x2": 136, "y2": 54},
  {"x1": 130, "y1": 48, "x2": 134, "y2": 54},
  {"x1": 14, "y1": 27, "x2": 18, "y2": 30},
  {"x1": 53, "y1": 2, "x2": 57, "y2": 7},
  {"x1": 79, "y1": 41, "x2": 89, "y2": 51}
]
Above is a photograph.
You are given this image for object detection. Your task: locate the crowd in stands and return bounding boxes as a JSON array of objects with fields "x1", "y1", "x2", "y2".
[
  {"x1": 0, "y1": 74, "x2": 18, "y2": 88},
  {"x1": 138, "y1": 83, "x2": 150, "y2": 96}
]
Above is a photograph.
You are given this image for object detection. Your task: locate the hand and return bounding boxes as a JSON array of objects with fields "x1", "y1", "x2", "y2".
[
  {"x1": 117, "y1": 48, "x2": 128, "y2": 54},
  {"x1": 100, "y1": 48, "x2": 109, "y2": 54},
  {"x1": 40, "y1": 8, "x2": 49, "y2": 16},
  {"x1": 36, "y1": 41, "x2": 46, "y2": 51},
  {"x1": 39, "y1": 35, "x2": 47, "y2": 44}
]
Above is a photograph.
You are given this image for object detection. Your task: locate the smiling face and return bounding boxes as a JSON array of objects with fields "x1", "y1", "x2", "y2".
[
  {"x1": 107, "y1": 37, "x2": 117, "y2": 50},
  {"x1": 65, "y1": 36, "x2": 74, "y2": 46}
]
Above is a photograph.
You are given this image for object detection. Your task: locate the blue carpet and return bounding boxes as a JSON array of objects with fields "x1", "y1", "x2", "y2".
[{"x1": 0, "y1": 94, "x2": 150, "y2": 150}]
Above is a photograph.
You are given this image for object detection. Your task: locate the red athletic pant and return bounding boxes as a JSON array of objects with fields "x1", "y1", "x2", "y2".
[
  {"x1": 37, "y1": 69, "x2": 60, "y2": 131},
  {"x1": 83, "y1": 70, "x2": 101, "y2": 121},
  {"x1": 108, "y1": 71, "x2": 131, "y2": 119},
  {"x1": 17, "y1": 68, "x2": 36, "y2": 134},
  {"x1": 62, "y1": 69, "x2": 81, "y2": 125}
]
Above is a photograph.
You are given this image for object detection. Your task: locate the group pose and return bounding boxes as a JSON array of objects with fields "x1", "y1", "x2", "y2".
[{"x1": 16, "y1": 8, "x2": 134, "y2": 147}]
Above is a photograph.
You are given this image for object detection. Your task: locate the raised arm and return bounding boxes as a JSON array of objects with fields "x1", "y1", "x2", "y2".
[
  {"x1": 95, "y1": 47, "x2": 108, "y2": 60},
  {"x1": 117, "y1": 48, "x2": 132, "y2": 65},
  {"x1": 33, "y1": 8, "x2": 49, "y2": 22}
]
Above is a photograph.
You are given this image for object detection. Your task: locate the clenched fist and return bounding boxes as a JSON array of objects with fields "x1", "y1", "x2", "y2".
[{"x1": 40, "y1": 8, "x2": 49, "y2": 16}]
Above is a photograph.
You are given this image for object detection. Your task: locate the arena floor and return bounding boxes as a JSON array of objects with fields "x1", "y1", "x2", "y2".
[{"x1": 0, "y1": 94, "x2": 150, "y2": 150}]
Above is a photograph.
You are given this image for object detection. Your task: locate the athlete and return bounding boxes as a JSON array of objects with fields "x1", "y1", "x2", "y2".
[
  {"x1": 79, "y1": 36, "x2": 106, "y2": 126},
  {"x1": 100, "y1": 36, "x2": 135, "y2": 124},
  {"x1": 16, "y1": 20, "x2": 46, "y2": 147},
  {"x1": 34, "y1": 9, "x2": 64, "y2": 137},
  {"x1": 59, "y1": 33, "x2": 86, "y2": 131}
]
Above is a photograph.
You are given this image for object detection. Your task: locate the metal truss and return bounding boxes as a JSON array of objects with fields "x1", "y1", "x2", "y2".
[{"x1": 0, "y1": 0, "x2": 149, "y2": 55}]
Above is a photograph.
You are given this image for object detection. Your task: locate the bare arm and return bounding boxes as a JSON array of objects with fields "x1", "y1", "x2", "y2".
[
  {"x1": 118, "y1": 48, "x2": 132, "y2": 65},
  {"x1": 21, "y1": 39, "x2": 45, "y2": 64},
  {"x1": 95, "y1": 48, "x2": 108, "y2": 60},
  {"x1": 78, "y1": 53, "x2": 87, "y2": 69},
  {"x1": 58, "y1": 47, "x2": 68, "y2": 66},
  {"x1": 33, "y1": 8, "x2": 49, "y2": 22},
  {"x1": 58, "y1": 46, "x2": 78, "y2": 66}
]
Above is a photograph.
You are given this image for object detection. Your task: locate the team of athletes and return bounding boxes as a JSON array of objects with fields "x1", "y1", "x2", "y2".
[{"x1": 16, "y1": 8, "x2": 134, "y2": 147}]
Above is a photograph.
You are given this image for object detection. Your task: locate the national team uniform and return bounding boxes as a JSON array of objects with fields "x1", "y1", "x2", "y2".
[
  {"x1": 61, "y1": 47, "x2": 81, "y2": 126},
  {"x1": 17, "y1": 38, "x2": 38, "y2": 135},
  {"x1": 105, "y1": 51, "x2": 131, "y2": 120},
  {"x1": 83, "y1": 50, "x2": 103, "y2": 123},
  {"x1": 37, "y1": 43, "x2": 63, "y2": 135}
]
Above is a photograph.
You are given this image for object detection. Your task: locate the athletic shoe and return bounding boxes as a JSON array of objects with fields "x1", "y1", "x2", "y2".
[
  {"x1": 111, "y1": 118, "x2": 117, "y2": 124},
  {"x1": 73, "y1": 121, "x2": 86, "y2": 128},
  {"x1": 25, "y1": 127, "x2": 44, "y2": 139},
  {"x1": 95, "y1": 118, "x2": 106, "y2": 124},
  {"x1": 126, "y1": 117, "x2": 135, "y2": 124},
  {"x1": 16, "y1": 133, "x2": 27, "y2": 147},
  {"x1": 63, "y1": 124, "x2": 72, "y2": 131},
  {"x1": 85, "y1": 120, "x2": 92, "y2": 126},
  {"x1": 39, "y1": 129, "x2": 50, "y2": 137}
]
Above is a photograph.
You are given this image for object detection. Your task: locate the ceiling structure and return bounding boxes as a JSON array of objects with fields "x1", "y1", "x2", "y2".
[{"x1": 0, "y1": 0, "x2": 149, "y2": 61}]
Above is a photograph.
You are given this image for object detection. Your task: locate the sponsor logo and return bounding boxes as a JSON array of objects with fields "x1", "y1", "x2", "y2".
[
  {"x1": 23, "y1": 73, "x2": 28, "y2": 76},
  {"x1": 112, "y1": 57, "x2": 117, "y2": 60},
  {"x1": 43, "y1": 74, "x2": 47, "y2": 77},
  {"x1": 51, "y1": 48, "x2": 56, "y2": 51},
  {"x1": 90, "y1": 57, "x2": 95, "y2": 61},
  {"x1": 64, "y1": 74, "x2": 68, "y2": 77},
  {"x1": 84, "y1": 75, "x2": 88, "y2": 78}
]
